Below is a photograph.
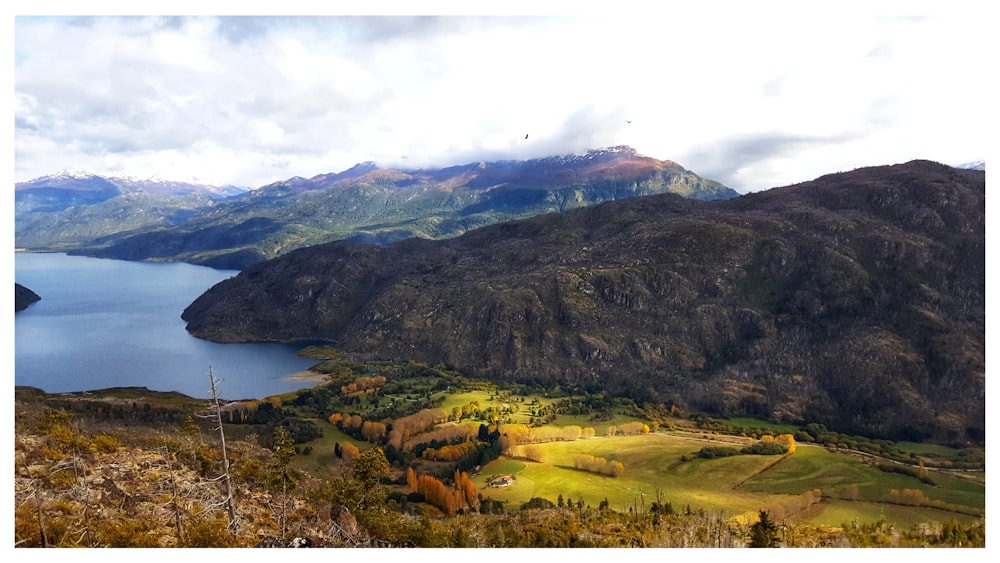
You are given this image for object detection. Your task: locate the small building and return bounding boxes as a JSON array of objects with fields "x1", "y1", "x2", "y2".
[{"x1": 490, "y1": 475, "x2": 514, "y2": 488}]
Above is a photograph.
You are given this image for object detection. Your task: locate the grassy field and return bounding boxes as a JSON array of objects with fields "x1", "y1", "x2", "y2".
[
  {"x1": 895, "y1": 441, "x2": 964, "y2": 456},
  {"x1": 550, "y1": 412, "x2": 649, "y2": 436},
  {"x1": 288, "y1": 419, "x2": 363, "y2": 478},
  {"x1": 805, "y1": 499, "x2": 983, "y2": 528},
  {"x1": 474, "y1": 433, "x2": 779, "y2": 516},
  {"x1": 722, "y1": 417, "x2": 801, "y2": 434},
  {"x1": 740, "y1": 445, "x2": 985, "y2": 511},
  {"x1": 469, "y1": 430, "x2": 985, "y2": 527},
  {"x1": 436, "y1": 391, "x2": 493, "y2": 413},
  {"x1": 273, "y1": 382, "x2": 984, "y2": 531}
]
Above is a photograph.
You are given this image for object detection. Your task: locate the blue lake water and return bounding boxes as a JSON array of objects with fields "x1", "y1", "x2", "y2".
[{"x1": 14, "y1": 253, "x2": 324, "y2": 401}]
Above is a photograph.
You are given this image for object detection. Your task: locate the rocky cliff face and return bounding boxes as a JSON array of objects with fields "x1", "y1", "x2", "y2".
[{"x1": 182, "y1": 160, "x2": 985, "y2": 443}]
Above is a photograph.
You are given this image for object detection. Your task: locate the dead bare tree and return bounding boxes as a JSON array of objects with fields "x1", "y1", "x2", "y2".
[{"x1": 204, "y1": 367, "x2": 237, "y2": 531}]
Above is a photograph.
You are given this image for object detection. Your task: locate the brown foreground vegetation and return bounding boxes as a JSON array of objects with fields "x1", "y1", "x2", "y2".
[{"x1": 13, "y1": 387, "x2": 985, "y2": 548}]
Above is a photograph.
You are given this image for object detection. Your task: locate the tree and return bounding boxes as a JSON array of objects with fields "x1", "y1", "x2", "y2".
[
  {"x1": 748, "y1": 510, "x2": 780, "y2": 547},
  {"x1": 406, "y1": 467, "x2": 418, "y2": 492},
  {"x1": 339, "y1": 442, "x2": 361, "y2": 477},
  {"x1": 353, "y1": 448, "x2": 389, "y2": 491},
  {"x1": 205, "y1": 367, "x2": 236, "y2": 532},
  {"x1": 270, "y1": 426, "x2": 296, "y2": 537}
]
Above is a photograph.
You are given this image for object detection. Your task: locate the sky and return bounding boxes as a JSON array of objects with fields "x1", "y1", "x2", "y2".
[{"x1": 8, "y1": 2, "x2": 992, "y2": 195}]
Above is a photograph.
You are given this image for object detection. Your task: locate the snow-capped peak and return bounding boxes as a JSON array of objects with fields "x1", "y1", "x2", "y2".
[
  {"x1": 42, "y1": 169, "x2": 97, "y2": 181},
  {"x1": 955, "y1": 160, "x2": 985, "y2": 171}
]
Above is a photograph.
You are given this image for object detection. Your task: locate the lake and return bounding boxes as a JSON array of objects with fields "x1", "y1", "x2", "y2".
[{"x1": 14, "y1": 252, "x2": 326, "y2": 401}]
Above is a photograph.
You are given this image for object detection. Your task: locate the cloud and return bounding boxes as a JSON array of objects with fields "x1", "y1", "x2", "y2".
[
  {"x1": 11, "y1": 12, "x2": 989, "y2": 191},
  {"x1": 678, "y1": 132, "x2": 848, "y2": 191}
]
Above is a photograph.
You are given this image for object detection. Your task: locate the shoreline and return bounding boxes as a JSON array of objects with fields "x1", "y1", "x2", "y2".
[{"x1": 283, "y1": 370, "x2": 329, "y2": 383}]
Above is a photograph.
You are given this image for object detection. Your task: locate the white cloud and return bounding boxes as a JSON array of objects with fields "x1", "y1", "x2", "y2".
[{"x1": 10, "y1": 8, "x2": 990, "y2": 192}]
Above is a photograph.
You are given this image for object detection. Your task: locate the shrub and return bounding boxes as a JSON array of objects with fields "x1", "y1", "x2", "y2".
[
  {"x1": 741, "y1": 442, "x2": 788, "y2": 455},
  {"x1": 97, "y1": 518, "x2": 161, "y2": 547},
  {"x1": 91, "y1": 433, "x2": 121, "y2": 453},
  {"x1": 696, "y1": 446, "x2": 739, "y2": 459},
  {"x1": 521, "y1": 497, "x2": 556, "y2": 510},
  {"x1": 180, "y1": 514, "x2": 239, "y2": 547}
]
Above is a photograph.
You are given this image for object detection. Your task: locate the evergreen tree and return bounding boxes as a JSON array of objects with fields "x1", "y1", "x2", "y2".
[{"x1": 748, "y1": 510, "x2": 780, "y2": 547}]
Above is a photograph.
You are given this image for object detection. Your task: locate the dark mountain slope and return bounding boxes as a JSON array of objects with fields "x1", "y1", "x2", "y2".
[
  {"x1": 182, "y1": 160, "x2": 984, "y2": 443},
  {"x1": 15, "y1": 283, "x2": 41, "y2": 312}
]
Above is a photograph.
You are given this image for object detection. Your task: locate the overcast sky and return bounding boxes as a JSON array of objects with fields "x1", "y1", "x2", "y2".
[{"x1": 10, "y1": 3, "x2": 990, "y2": 193}]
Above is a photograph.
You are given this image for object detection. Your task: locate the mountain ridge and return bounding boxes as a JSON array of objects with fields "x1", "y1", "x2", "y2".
[
  {"x1": 35, "y1": 146, "x2": 737, "y2": 269},
  {"x1": 181, "y1": 159, "x2": 985, "y2": 444}
]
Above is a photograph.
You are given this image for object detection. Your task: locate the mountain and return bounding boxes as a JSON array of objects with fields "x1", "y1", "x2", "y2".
[
  {"x1": 15, "y1": 170, "x2": 247, "y2": 209},
  {"x1": 182, "y1": 160, "x2": 985, "y2": 444},
  {"x1": 956, "y1": 160, "x2": 985, "y2": 171},
  {"x1": 67, "y1": 147, "x2": 738, "y2": 269},
  {"x1": 14, "y1": 283, "x2": 41, "y2": 312},
  {"x1": 14, "y1": 172, "x2": 249, "y2": 252}
]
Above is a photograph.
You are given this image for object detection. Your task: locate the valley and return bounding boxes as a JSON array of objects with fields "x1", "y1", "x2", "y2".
[
  {"x1": 14, "y1": 153, "x2": 986, "y2": 548},
  {"x1": 13, "y1": 355, "x2": 985, "y2": 547},
  {"x1": 181, "y1": 160, "x2": 986, "y2": 445}
]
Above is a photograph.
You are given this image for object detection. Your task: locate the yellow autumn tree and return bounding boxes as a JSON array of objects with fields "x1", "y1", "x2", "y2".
[
  {"x1": 406, "y1": 467, "x2": 417, "y2": 492},
  {"x1": 455, "y1": 470, "x2": 478, "y2": 510},
  {"x1": 522, "y1": 444, "x2": 545, "y2": 462},
  {"x1": 774, "y1": 433, "x2": 797, "y2": 454},
  {"x1": 361, "y1": 420, "x2": 387, "y2": 443},
  {"x1": 340, "y1": 442, "x2": 360, "y2": 462}
]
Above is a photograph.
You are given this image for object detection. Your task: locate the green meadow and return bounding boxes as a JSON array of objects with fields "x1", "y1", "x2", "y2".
[
  {"x1": 471, "y1": 430, "x2": 985, "y2": 527},
  {"x1": 280, "y1": 370, "x2": 984, "y2": 532},
  {"x1": 742, "y1": 445, "x2": 985, "y2": 510},
  {"x1": 475, "y1": 433, "x2": 780, "y2": 516},
  {"x1": 723, "y1": 417, "x2": 801, "y2": 434},
  {"x1": 806, "y1": 500, "x2": 982, "y2": 528}
]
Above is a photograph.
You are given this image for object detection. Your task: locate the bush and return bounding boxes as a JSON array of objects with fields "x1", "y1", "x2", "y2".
[
  {"x1": 97, "y1": 518, "x2": 161, "y2": 547},
  {"x1": 91, "y1": 433, "x2": 121, "y2": 453},
  {"x1": 740, "y1": 442, "x2": 787, "y2": 455},
  {"x1": 521, "y1": 497, "x2": 556, "y2": 510},
  {"x1": 180, "y1": 515, "x2": 239, "y2": 547},
  {"x1": 696, "y1": 446, "x2": 739, "y2": 459}
]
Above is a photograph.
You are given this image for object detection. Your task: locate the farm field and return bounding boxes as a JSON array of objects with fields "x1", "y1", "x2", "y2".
[
  {"x1": 742, "y1": 445, "x2": 985, "y2": 510},
  {"x1": 805, "y1": 500, "x2": 981, "y2": 529},
  {"x1": 471, "y1": 430, "x2": 985, "y2": 528},
  {"x1": 475, "y1": 433, "x2": 776, "y2": 515},
  {"x1": 276, "y1": 366, "x2": 984, "y2": 534}
]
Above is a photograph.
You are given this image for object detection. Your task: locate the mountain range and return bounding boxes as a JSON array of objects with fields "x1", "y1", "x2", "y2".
[
  {"x1": 14, "y1": 151, "x2": 985, "y2": 444},
  {"x1": 181, "y1": 160, "x2": 985, "y2": 444},
  {"x1": 15, "y1": 146, "x2": 738, "y2": 270},
  {"x1": 14, "y1": 171, "x2": 249, "y2": 253}
]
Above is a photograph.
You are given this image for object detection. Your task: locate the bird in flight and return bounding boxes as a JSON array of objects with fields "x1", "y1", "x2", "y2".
[
  {"x1": 524, "y1": 134, "x2": 529, "y2": 140},
  {"x1": 626, "y1": 120, "x2": 632, "y2": 124}
]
